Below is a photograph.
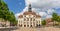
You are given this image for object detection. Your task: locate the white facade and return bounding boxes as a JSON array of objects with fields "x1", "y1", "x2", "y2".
[
  {"x1": 18, "y1": 4, "x2": 41, "y2": 27},
  {"x1": 18, "y1": 15, "x2": 41, "y2": 27}
]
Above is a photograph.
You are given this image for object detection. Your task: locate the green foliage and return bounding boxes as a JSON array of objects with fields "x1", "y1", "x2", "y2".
[
  {"x1": 52, "y1": 12, "x2": 60, "y2": 22},
  {"x1": 42, "y1": 20, "x2": 46, "y2": 25},
  {"x1": 0, "y1": 0, "x2": 17, "y2": 25},
  {"x1": 52, "y1": 12, "x2": 60, "y2": 26},
  {"x1": 52, "y1": 12, "x2": 58, "y2": 22}
]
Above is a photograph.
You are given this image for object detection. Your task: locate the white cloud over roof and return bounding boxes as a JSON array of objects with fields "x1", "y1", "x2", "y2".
[{"x1": 15, "y1": 0, "x2": 60, "y2": 19}]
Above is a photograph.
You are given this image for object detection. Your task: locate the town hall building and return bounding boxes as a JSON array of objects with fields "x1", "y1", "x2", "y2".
[{"x1": 18, "y1": 4, "x2": 41, "y2": 27}]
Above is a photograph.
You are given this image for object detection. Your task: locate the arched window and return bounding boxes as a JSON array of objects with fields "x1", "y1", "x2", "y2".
[
  {"x1": 24, "y1": 25, "x2": 26, "y2": 27},
  {"x1": 27, "y1": 25, "x2": 29, "y2": 27},
  {"x1": 31, "y1": 25, "x2": 32, "y2": 27},
  {"x1": 19, "y1": 24, "x2": 22, "y2": 27},
  {"x1": 24, "y1": 18, "x2": 26, "y2": 21},
  {"x1": 33, "y1": 19, "x2": 35, "y2": 21},
  {"x1": 27, "y1": 18, "x2": 29, "y2": 21},
  {"x1": 31, "y1": 18, "x2": 32, "y2": 21}
]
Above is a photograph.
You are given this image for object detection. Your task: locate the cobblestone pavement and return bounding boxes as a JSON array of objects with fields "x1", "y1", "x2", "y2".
[
  {"x1": 0, "y1": 27, "x2": 60, "y2": 31},
  {"x1": 0, "y1": 27, "x2": 18, "y2": 31},
  {"x1": 12, "y1": 27, "x2": 60, "y2": 31}
]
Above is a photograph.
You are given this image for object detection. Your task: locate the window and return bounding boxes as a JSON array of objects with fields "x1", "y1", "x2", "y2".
[
  {"x1": 20, "y1": 24, "x2": 22, "y2": 27},
  {"x1": 31, "y1": 25, "x2": 32, "y2": 27},
  {"x1": 19, "y1": 24, "x2": 22, "y2": 27},
  {"x1": 37, "y1": 21, "x2": 38, "y2": 23},
  {"x1": 27, "y1": 18, "x2": 29, "y2": 21},
  {"x1": 27, "y1": 22, "x2": 29, "y2": 25},
  {"x1": 39, "y1": 24, "x2": 40, "y2": 26},
  {"x1": 39, "y1": 21, "x2": 40, "y2": 23},
  {"x1": 24, "y1": 18, "x2": 26, "y2": 21},
  {"x1": 34, "y1": 16, "x2": 35, "y2": 17},
  {"x1": 31, "y1": 22, "x2": 32, "y2": 24},
  {"x1": 33, "y1": 19, "x2": 35, "y2": 21},
  {"x1": 24, "y1": 25, "x2": 26, "y2": 27},
  {"x1": 31, "y1": 18, "x2": 32, "y2": 21},
  {"x1": 19, "y1": 21, "x2": 22, "y2": 24},
  {"x1": 24, "y1": 22, "x2": 26, "y2": 24},
  {"x1": 27, "y1": 25, "x2": 29, "y2": 27},
  {"x1": 19, "y1": 21, "x2": 20, "y2": 23}
]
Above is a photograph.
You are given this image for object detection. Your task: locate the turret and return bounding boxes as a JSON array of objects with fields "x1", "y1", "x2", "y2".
[{"x1": 28, "y1": 4, "x2": 32, "y2": 12}]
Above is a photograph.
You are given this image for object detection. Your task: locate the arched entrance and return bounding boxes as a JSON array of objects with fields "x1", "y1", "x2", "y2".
[{"x1": 36, "y1": 24, "x2": 40, "y2": 28}]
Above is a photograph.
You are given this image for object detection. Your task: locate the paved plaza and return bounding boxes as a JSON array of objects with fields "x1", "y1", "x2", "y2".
[
  {"x1": 12, "y1": 27, "x2": 60, "y2": 31},
  {"x1": 0, "y1": 27, "x2": 60, "y2": 31}
]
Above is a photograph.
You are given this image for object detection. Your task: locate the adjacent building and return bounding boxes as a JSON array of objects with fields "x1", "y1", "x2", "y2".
[
  {"x1": 45, "y1": 18, "x2": 53, "y2": 26},
  {"x1": 18, "y1": 4, "x2": 41, "y2": 27},
  {"x1": 45, "y1": 18, "x2": 59, "y2": 26},
  {"x1": 0, "y1": 18, "x2": 10, "y2": 27}
]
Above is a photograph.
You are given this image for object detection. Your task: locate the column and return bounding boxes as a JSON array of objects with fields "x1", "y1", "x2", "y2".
[
  {"x1": 35, "y1": 20, "x2": 36, "y2": 27},
  {"x1": 32, "y1": 18, "x2": 33, "y2": 27},
  {"x1": 22, "y1": 20, "x2": 24, "y2": 27},
  {"x1": 26, "y1": 21, "x2": 27, "y2": 27},
  {"x1": 18, "y1": 20, "x2": 19, "y2": 27},
  {"x1": 29, "y1": 18, "x2": 30, "y2": 27},
  {"x1": 40, "y1": 18, "x2": 41, "y2": 25}
]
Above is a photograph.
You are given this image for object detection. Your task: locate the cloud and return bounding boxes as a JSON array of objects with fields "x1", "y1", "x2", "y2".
[
  {"x1": 15, "y1": 0, "x2": 60, "y2": 19},
  {"x1": 39, "y1": 12, "x2": 47, "y2": 16},
  {"x1": 47, "y1": 9, "x2": 55, "y2": 14},
  {"x1": 46, "y1": 15, "x2": 52, "y2": 18},
  {"x1": 25, "y1": 0, "x2": 59, "y2": 18},
  {"x1": 25, "y1": 0, "x2": 60, "y2": 8}
]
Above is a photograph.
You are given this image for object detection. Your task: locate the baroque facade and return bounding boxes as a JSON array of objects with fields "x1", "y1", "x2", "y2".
[{"x1": 18, "y1": 4, "x2": 41, "y2": 27}]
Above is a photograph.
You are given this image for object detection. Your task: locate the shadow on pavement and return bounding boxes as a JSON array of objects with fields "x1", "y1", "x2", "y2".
[{"x1": 0, "y1": 27, "x2": 18, "y2": 31}]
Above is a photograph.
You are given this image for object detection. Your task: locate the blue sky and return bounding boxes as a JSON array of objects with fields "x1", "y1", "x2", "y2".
[
  {"x1": 3, "y1": 0, "x2": 60, "y2": 19},
  {"x1": 4, "y1": 0, "x2": 25, "y2": 14},
  {"x1": 4, "y1": 0, "x2": 60, "y2": 15}
]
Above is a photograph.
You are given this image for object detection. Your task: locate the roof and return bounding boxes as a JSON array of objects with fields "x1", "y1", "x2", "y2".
[
  {"x1": 46, "y1": 18, "x2": 52, "y2": 22},
  {"x1": 18, "y1": 15, "x2": 23, "y2": 18},
  {"x1": 23, "y1": 11, "x2": 36, "y2": 15},
  {"x1": 36, "y1": 15, "x2": 41, "y2": 18},
  {"x1": 18, "y1": 4, "x2": 41, "y2": 18},
  {"x1": 18, "y1": 11, "x2": 41, "y2": 18}
]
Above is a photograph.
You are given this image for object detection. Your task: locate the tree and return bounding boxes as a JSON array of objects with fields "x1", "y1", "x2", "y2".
[
  {"x1": 42, "y1": 20, "x2": 46, "y2": 26},
  {"x1": 52, "y1": 13, "x2": 58, "y2": 21},
  {"x1": 52, "y1": 12, "x2": 59, "y2": 26},
  {"x1": 0, "y1": 0, "x2": 17, "y2": 26},
  {"x1": 8, "y1": 12, "x2": 17, "y2": 26}
]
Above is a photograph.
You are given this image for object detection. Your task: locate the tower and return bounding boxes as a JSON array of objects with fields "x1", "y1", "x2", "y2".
[{"x1": 28, "y1": 4, "x2": 32, "y2": 12}]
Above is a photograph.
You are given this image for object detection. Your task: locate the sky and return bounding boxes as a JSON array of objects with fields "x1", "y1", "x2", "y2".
[
  {"x1": 4, "y1": 0, "x2": 25, "y2": 14},
  {"x1": 4, "y1": 0, "x2": 60, "y2": 19}
]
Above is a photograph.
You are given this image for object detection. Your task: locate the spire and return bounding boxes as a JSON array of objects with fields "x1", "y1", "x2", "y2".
[{"x1": 28, "y1": 4, "x2": 32, "y2": 12}]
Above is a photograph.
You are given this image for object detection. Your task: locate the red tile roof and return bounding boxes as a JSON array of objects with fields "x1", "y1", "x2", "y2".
[
  {"x1": 18, "y1": 15, "x2": 23, "y2": 18},
  {"x1": 23, "y1": 11, "x2": 36, "y2": 15},
  {"x1": 18, "y1": 11, "x2": 41, "y2": 18},
  {"x1": 36, "y1": 15, "x2": 41, "y2": 18}
]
